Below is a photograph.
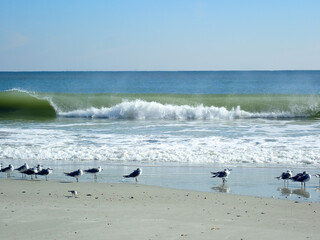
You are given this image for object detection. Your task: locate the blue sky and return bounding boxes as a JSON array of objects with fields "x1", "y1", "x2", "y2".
[{"x1": 0, "y1": 0, "x2": 319, "y2": 71}]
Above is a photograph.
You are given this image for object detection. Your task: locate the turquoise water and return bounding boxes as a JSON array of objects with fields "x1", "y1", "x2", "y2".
[
  {"x1": 1, "y1": 71, "x2": 320, "y2": 94},
  {"x1": 0, "y1": 71, "x2": 319, "y2": 201}
]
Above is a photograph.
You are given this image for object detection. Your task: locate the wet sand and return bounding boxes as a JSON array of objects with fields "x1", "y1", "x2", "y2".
[{"x1": 0, "y1": 179, "x2": 319, "y2": 240}]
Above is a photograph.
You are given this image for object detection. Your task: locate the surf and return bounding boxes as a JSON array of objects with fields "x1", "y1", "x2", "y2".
[
  {"x1": 0, "y1": 89, "x2": 319, "y2": 120},
  {"x1": 0, "y1": 89, "x2": 56, "y2": 119}
]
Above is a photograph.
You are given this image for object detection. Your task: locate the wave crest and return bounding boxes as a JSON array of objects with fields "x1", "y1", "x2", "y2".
[
  {"x1": 1, "y1": 89, "x2": 319, "y2": 120},
  {"x1": 0, "y1": 89, "x2": 56, "y2": 119},
  {"x1": 58, "y1": 99, "x2": 296, "y2": 120}
]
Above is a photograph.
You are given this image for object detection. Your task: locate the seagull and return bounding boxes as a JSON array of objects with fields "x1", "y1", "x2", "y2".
[
  {"x1": 84, "y1": 166, "x2": 103, "y2": 180},
  {"x1": 211, "y1": 168, "x2": 232, "y2": 183},
  {"x1": 68, "y1": 190, "x2": 78, "y2": 197},
  {"x1": 34, "y1": 164, "x2": 43, "y2": 179},
  {"x1": 1, "y1": 164, "x2": 14, "y2": 178},
  {"x1": 290, "y1": 171, "x2": 311, "y2": 188},
  {"x1": 276, "y1": 170, "x2": 292, "y2": 185},
  {"x1": 23, "y1": 167, "x2": 38, "y2": 180},
  {"x1": 123, "y1": 168, "x2": 142, "y2": 182},
  {"x1": 36, "y1": 168, "x2": 53, "y2": 181},
  {"x1": 64, "y1": 169, "x2": 83, "y2": 182},
  {"x1": 15, "y1": 163, "x2": 29, "y2": 178},
  {"x1": 315, "y1": 173, "x2": 320, "y2": 184}
]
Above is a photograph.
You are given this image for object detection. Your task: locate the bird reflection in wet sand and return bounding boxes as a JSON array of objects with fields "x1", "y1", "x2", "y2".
[
  {"x1": 277, "y1": 187, "x2": 292, "y2": 197},
  {"x1": 211, "y1": 183, "x2": 230, "y2": 193},
  {"x1": 277, "y1": 187, "x2": 310, "y2": 199},
  {"x1": 292, "y1": 188, "x2": 310, "y2": 198}
]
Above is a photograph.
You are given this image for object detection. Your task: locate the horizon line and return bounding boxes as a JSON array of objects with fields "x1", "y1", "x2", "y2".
[{"x1": 1, "y1": 69, "x2": 320, "y2": 73}]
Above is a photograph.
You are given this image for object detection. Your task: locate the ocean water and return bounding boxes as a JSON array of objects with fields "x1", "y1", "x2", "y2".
[{"x1": 0, "y1": 71, "x2": 320, "y2": 202}]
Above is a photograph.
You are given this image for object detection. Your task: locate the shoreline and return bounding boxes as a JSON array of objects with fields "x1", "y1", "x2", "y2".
[
  {"x1": 1, "y1": 165, "x2": 320, "y2": 203},
  {"x1": 1, "y1": 179, "x2": 319, "y2": 240}
]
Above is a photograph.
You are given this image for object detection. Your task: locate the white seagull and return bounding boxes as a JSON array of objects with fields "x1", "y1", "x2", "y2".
[
  {"x1": 123, "y1": 168, "x2": 142, "y2": 182},
  {"x1": 290, "y1": 171, "x2": 311, "y2": 188},
  {"x1": 15, "y1": 163, "x2": 29, "y2": 178},
  {"x1": 315, "y1": 173, "x2": 320, "y2": 185},
  {"x1": 23, "y1": 167, "x2": 38, "y2": 180},
  {"x1": 211, "y1": 168, "x2": 232, "y2": 183},
  {"x1": 64, "y1": 169, "x2": 83, "y2": 182},
  {"x1": 84, "y1": 166, "x2": 103, "y2": 180},
  {"x1": 276, "y1": 170, "x2": 292, "y2": 185},
  {"x1": 68, "y1": 190, "x2": 78, "y2": 197},
  {"x1": 36, "y1": 168, "x2": 53, "y2": 181},
  {"x1": 1, "y1": 164, "x2": 14, "y2": 178}
]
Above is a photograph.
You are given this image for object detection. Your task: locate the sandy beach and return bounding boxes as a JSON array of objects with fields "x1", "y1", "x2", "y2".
[{"x1": 0, "y1": 179, "x2": 319, "y2": 240}]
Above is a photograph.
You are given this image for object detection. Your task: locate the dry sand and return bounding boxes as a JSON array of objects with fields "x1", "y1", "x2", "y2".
[{"x1": 0, "y1": 179, "x2": 319, "y2": 240}]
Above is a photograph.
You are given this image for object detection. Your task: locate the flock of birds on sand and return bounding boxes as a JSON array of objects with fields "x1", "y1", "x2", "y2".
[
  {"x1": 0, "y1": 163, "x2": 142, "y2": 183},
  {"x1": 211, "y1": 168, "x2": 317, "y2": 188},
  {"x1": 0, "y1": 163, "x2": 319, "y2": 188}
]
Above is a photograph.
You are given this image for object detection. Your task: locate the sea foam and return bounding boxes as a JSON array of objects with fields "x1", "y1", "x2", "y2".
[{"x1": 58, "y1": 99, "x2": 296, "y2": 120}]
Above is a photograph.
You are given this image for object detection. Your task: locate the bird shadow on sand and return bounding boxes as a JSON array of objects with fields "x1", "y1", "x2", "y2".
[
  {"x1": 64, "y1": 195, "x2": 78, "y2": 198},
  {"x1": 12, "y1": 178, "x2": 41, "y2": 182},
  {"x1": 59, "y1": 181, "x2": 73, "y2": 184}
]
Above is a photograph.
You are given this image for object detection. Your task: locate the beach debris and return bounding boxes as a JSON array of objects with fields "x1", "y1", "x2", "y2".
[
  {"x1": 64, "y1": 169, "x2": 83, "y2": 182},
  {"x1": 211, "y1": 168, "x2": 231, "y2": 183},
  {"x1": 123, "y1": 168, "x2": 142, "y2": 182}
]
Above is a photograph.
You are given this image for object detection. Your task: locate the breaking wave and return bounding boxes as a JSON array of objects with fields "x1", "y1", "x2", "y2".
[{"x1": 0, "y1": 89, "x2": 319, "y2": 120}]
